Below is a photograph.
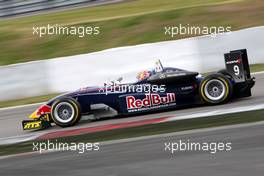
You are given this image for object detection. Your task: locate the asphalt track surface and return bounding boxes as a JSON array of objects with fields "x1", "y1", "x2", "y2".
[
  {"x1": 0, "y1": 73, "x2": 263, "y2": 139},
  {"x1": 0, "y1": 121, "x2": 264, "y2": 176}
]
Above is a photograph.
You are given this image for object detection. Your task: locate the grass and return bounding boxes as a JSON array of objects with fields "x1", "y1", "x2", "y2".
[
  {"x1": 250, "y1": 64, "x2": 264, "y2": 73},
  {"x1": 1, "y1": 108, "x2": 264, "y2": 156},
  {"x1": 0, "y1": 63, "x2": 262, "y2": 109},
  {"x1": 0, "y1": 93, "x2": 60, "y2": 108},
  {"x1": 1, "y1": 0, "x2": 264, "y2": 65}
]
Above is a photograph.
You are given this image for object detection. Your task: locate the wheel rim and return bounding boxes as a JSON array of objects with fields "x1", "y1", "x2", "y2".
[
  {"x1": 54, "y1": 102, "x2": 75, "y2": 123},
  {"x1": 204, "y1": 79, "x2": 226, "y2": 101}
]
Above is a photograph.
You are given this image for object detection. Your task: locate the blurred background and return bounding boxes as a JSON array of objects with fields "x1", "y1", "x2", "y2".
[{"x1": 0, "y1": 0, "x2": 100, "y2": 18}]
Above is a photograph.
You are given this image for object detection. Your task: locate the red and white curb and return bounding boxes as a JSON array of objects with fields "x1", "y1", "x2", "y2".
[
  {"x1": 37, "y1": 116, "x2": 170, "y2": 140},
  {"x1": 0, "y1": 134, "x2": 43, "y2": 145}
]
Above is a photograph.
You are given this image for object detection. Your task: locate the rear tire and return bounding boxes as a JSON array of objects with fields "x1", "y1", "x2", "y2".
[
  {"x1": 199, "y1": 73, "x2": 233, "y2": 104},
  {"x1": 51, "y1": 98, "x2": 81, "y2": 127}
]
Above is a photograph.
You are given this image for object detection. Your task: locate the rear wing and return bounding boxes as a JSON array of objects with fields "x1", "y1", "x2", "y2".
[{"x1": 224, "y1": 49, "x2": 251, "y2": 83}]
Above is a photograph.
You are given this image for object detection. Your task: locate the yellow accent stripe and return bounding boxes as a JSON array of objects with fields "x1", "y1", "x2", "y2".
[
  {"x1": 201, "y1": 77, "x2": 230, "y2": 103},
  {"x1": 218, "y1": 77, "x2": 229, "y2": 101},
  {"x1": 200, "y1": 80, "x2": 209, "y2": 102},
  {"x1": 70, "y1": 99, "x2": 80, "y2": 124}
]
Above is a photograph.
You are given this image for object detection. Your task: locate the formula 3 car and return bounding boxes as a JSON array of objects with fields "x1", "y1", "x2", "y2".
[{"x1": 22, "y1": 49, "x2": 255, "y2": 130}]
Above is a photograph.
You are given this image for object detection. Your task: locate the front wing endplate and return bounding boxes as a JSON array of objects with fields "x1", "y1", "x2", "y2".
[{"x1": 22, "y1": 120, "x2": 51, "y2": 130}]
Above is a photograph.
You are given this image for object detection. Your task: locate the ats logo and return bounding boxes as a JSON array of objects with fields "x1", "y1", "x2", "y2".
[{"x1": 126, "y1": 93, "x2": 176, "y2": 110}]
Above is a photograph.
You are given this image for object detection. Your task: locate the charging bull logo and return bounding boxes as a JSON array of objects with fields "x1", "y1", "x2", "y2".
[
  {"x1": 29, "y1": 105, "x2": 51, "y2": 119},
  {"x1": 126, "y1": 93, "x2": 176, "y2": 109}
]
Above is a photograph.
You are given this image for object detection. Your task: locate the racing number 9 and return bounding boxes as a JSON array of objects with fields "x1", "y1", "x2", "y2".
[{"x1": 234, "y1": 65, "x2": 240, "y2": 76}]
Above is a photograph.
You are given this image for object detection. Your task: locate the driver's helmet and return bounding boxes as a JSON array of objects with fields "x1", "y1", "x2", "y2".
[{"x1": 137, "y1": 70, "x2": 151, "y2": 81}]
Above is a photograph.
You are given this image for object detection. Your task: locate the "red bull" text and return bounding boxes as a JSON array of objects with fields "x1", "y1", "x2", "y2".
[{"x1": 126, "y1": 93, "x2": 176, "y2": 109}]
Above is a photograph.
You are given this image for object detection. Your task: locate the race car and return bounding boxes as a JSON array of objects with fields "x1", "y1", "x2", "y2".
[{"x1": 22, "y1": 49, "x2": 255, "y2": 130}]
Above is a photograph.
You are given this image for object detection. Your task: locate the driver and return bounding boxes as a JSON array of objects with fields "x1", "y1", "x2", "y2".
[{"x1": 137, "y1": 70, "x2": 151, "y2": 81}]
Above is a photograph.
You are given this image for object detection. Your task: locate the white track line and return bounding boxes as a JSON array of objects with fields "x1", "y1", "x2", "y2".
[
  {"x1": 0, "y1": 133, "x2": 43, "y2": 145},
  {"x1": 0, "y1": 103, "x2": 264, "y2": 145},
  {"x1": 0, "y1": 102, "x2": 44, "y2": 111},
  {"x1": 252, "y1": 71, "x2": 264, "y2": 75},
  {"x1": 163, "y1": 103, "x2": 264, "y2": 122}
]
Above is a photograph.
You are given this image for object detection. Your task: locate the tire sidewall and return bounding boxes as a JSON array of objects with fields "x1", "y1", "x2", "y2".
[
  {"x1": 51, "y1": 98, "x2": 81, "y2": 127},
  {"x1": 199, "y1": 74, "x2": 233, "y2": 104}
]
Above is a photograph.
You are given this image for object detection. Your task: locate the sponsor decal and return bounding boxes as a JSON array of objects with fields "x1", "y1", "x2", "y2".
[
  {"x1": 181, "y1": 86, "x2": 193, "y2": 90},
  {"x1": 226, "y1": 57, "x2": 242, "y2": 65},
  {"x1": 126, "y1": 93, "x2": 176, "y2": 111},
  {"x1": 23, "y1": 121, "x2": 41, "y2": 130}
]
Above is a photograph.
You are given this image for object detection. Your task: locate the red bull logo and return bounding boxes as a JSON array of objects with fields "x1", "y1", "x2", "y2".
[
  {"x1": 126, "y1": 93, "x2": 176, "y2": 109},
  {"x1": 30, "y1": 105, "x2": 51, "y2": 119},
  {"x1": 36, "y1": 105, "x2": 51, "y2": 116}
]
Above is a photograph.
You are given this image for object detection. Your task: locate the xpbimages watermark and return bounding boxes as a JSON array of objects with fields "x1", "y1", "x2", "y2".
[
  {"x1": 98, "y1": 83, "x2": 166, "y2": 95},
  {"x1": 32, "y1": 24, "x2": 100, "y2": 38},
  {"x1": 164, "y1": 140, "x2": 232, "y2": 154},
  {"x1": 165, "y1": 24, "x2": 232, "y2": 37},
  {"x1": 32, "y1": 140, "x2": 100, "y2": 154}
]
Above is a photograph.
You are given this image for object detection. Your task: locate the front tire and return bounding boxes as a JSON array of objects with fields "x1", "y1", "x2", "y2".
[
  {"x1": 51, "y1": 98, "x2": 81, "y2": 127},
  {"x1": 199, "y1": 73, "x2": 233, "y2": 104}
]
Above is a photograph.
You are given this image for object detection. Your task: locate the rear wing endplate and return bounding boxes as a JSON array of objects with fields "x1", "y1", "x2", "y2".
[{"x1": 224, "y1": 49, "x2": 251, "y2": 83}]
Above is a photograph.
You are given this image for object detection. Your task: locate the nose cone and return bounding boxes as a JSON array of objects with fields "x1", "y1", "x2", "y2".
[{"x1": 29, "y1": 105, "x2": 51, "y2": 119}]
